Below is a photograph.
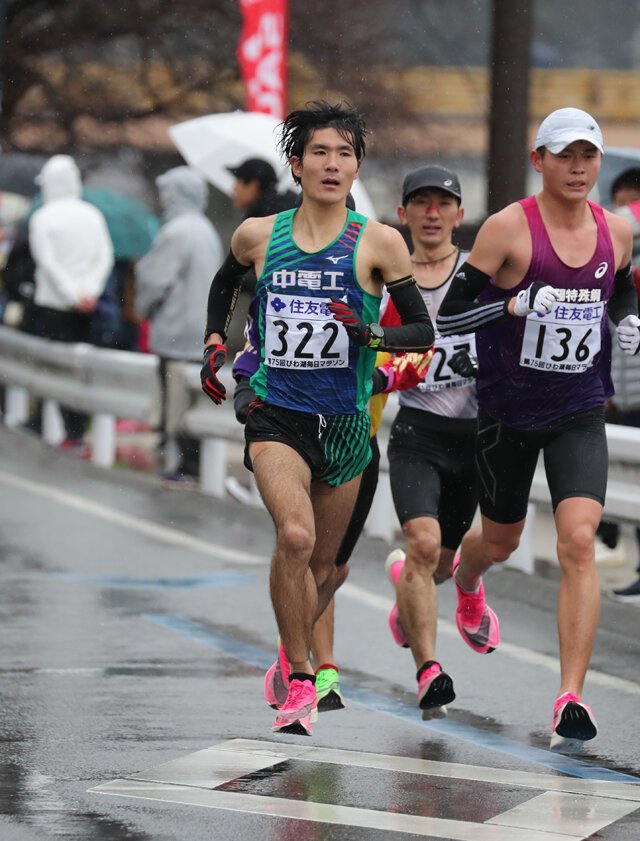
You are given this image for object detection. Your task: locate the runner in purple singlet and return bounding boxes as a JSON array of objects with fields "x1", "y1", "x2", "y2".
[{"x1": 436, "y1": 108, "x2": 639, "y2": 753}]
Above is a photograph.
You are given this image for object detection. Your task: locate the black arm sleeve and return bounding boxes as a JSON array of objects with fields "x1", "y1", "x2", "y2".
[
  {"x1": 205, "y1": 250, "x2": 252, "y2": 342},
  {"x1": 377, "y1": 276, "x2": 435, "y2": 352},
  {"x1": 436, "y1": 262, "x2": 509, "y2": 335},
  {"x1": 608, "y1": 263, "x2": 639, "y2": 325}
]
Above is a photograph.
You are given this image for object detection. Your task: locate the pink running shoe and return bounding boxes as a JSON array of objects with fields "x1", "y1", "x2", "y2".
[
  {"x1": 418, "y1": 661, "x2": 456, "y2": 720},
  {"x1": 550, "y1": 692, "x2": 597, "y2": 754},
  {"x1": 452, "y1": 554, "x2": 500, "y2": 654},
  {"x1": 264, "y1": 642, "x2": 289, "y2": 709},
  {"x1": 385, "y1": 549, "x2": 409, "y2": 648},
  {"x1": 272, "y1": 678, "x2": 318, "y2": 736}
]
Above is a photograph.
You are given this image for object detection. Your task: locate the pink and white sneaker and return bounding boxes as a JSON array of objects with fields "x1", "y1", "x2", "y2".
[
  {"x1": 550, "y1": 692, "x2": 597, "y2": 754},
  {"x1": 272, "y1": 678, "x2": 318, "y2": 736},
  {"x1": 264, "y1": 641, "x2": 290, "y2": 709},
  {"x1": 452, "y1": 554, "x2": 500, "y2": 654},
  {"x1": 265, "y1": 644, "x2": 317, "y2": 724},
  {"x1": 385, "y1": 549, "x2": 409, "y2": 648},
  {"x1": 418, "y1": 661, "x2": 456, "y2": 720}
]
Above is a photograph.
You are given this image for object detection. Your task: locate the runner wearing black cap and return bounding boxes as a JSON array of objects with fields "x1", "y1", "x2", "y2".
[{"x1": 383, "y1": 165, "x2": 479, "y2": 719}]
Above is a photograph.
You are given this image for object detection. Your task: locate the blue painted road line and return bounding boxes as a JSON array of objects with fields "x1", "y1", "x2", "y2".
[
  {"x1": 57, "y1": 572, "x2": 251, "y2": 589},
  {"x1": 143, "y1": 613, "x2": 640, "y2": 785}
]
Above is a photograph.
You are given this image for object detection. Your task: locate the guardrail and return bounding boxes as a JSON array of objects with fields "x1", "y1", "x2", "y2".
[
  {"x1": 1, "y1": 327, "x2": 638, "y2": 552},
  {"x1": 0, "y1": 326, "x2": 160, "y2": 467}
]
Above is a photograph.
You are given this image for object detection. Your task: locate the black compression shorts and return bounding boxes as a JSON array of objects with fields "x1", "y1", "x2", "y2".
[
  {"x1": 387, "y1": 407, "x2": 478, "y2": 551},
  {"x1": 476, "y1": 405, "x2": 607, "y2": 524}
]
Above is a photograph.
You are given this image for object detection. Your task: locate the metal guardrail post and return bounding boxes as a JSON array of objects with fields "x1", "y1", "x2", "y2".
[
  {"x1": 42, "y1": 399, "x2": 65, "y2": 445},
  {"x1": 200, "y1": 438, "x2": 227, "y2": 497},
  {"x1": 364, "y1": 470, "x2": 396, "y2": 543},
  {"x1": 4, "y1": 386, "x2": 28, "y2": 428},
  {"x1": 91, "y1": 413, "x2": 116, "y2": 467}
]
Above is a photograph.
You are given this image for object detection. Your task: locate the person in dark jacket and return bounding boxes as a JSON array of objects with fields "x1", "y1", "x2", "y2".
[{"x1": 227, "y1": 158, "x2": 297, "y2": 219}]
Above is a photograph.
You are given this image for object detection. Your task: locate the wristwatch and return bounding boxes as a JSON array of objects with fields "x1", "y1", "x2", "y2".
[{"x1": 367, "y1": 323, "x2": 385, "y2": 349}]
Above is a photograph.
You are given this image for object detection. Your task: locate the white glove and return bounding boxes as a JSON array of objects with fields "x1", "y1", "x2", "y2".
[
  {"x1": 512, "y1": 281, "x2": 561, "y2": 317},
  {"x1": 616, "y1": 314, "x2": 640, "y2": 355}
]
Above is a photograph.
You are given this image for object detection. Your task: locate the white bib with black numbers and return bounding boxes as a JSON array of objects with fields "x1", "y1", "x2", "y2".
[
  {"x1": 419, "y1": 333, "x2": 477, "y2": 392},
  {"x1": 264, "y1": 291, "x2": 349, "y2": 370},
  {"x1": 519, "y1": 302, "x2": 603, "y2": 373}
]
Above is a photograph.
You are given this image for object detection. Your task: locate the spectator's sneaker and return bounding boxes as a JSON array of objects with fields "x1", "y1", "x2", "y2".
[
  {"x1": 550, "y1": 692, "x2": 597, "y2": 754},
  {"x1": 385, "y1": 549, "x2": 409, "y2": 648},
  {"x1": 418, "y1": 661, "x2": 456, "y2": 720},
  {"x1": 453, "y1": 555, "x2": 500, "y2": 654},
  {"x1": 159, "y1": 470, "x2": 198, "y2": 490},
  {"x1": 611, "y1": 578, "x2": 640, "y2": 605},
  {"x1": 315, "y1": 666, "x2": 345, "y2": 712},
  {"x1": 272, "y1": 678, "x2": 317, "y2": 736},
  {"x1": 58, "y1": 439, "x2": 91, "y2": 459},
  {"x1": 264, "y1": 642, "x2": 290, "y2": 709}
]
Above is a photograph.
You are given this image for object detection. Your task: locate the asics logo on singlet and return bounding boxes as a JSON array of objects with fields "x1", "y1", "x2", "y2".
[
  {"x1": 326, "y1": 254, "x2": 349, "y2": 264},
  {"x1": 594, "y1": 262, "x2": 608, "y2": 279}
]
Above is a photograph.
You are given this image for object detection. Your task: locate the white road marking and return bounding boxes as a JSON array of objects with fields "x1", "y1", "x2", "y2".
[
  {"x1": 0, "y1": 470, "x2": 265, "y2": 565},
  {"x1": 3, "y1": 468, "x2": 639, "y2": 697},
  {"x1": 340, "y1": 581, "x2": 640, "y2": 698},
  {"x1": 488, "y1": 790, "x2": 639, "y2": 836},
  {"x1": 89, "y1": 738, "x2": 640, "y2": 839}
]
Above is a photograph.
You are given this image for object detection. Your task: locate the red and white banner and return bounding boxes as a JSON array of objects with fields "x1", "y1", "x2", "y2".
[{"x1": 237, "y1": 0, "x2": 288, "y2": 119}]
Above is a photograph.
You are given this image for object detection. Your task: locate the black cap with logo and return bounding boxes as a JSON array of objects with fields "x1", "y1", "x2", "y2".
[
  {"x1": 226, "y1": 158, "x2": 278, "y2": 188},
  {"x1": 401, "y1": 165, "x2": 462, "y2": 204}
]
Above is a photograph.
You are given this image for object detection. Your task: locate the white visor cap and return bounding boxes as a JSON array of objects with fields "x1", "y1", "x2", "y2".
[{"x1": 535, "y1": 107, "x2": 604, "y2": 155}]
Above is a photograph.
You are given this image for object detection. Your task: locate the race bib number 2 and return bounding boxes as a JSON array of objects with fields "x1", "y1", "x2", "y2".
[
  {"x1": 520, "y1": 301, "x2": 604, "y2": 373},
  {"x1": 419, "y1": 335, "x2": 476, "y2": 391},
  {"x1": 264, "y1": 292, "x2": 349, "y2": 370}
]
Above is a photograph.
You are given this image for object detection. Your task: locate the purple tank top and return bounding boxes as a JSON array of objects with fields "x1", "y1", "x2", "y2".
[{"x1": 476, "y1": 196, "x2": 614, "y2": 429}]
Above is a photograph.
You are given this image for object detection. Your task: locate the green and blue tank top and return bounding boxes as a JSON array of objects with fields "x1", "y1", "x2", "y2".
[{"x1": 250, "y1": 207, "x2": 380, "y2": 415}]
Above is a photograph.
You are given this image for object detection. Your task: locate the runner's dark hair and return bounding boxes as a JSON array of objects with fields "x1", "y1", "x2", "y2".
[{"x1": 279, "y1": 101, "x2": 367, "y2": 184}]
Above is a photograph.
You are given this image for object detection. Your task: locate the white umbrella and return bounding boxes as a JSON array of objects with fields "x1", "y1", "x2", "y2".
[{"x1": 168, "y1": 111, "x2": 378, "y2": 219}]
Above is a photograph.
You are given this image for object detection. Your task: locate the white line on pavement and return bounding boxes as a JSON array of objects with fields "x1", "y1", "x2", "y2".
[
  {"x1": 3, "y1": 468, "x2": 638, "y2": 698},
  {"x1": 0, "y1": 470, "x2": 266, "y2": 566}
]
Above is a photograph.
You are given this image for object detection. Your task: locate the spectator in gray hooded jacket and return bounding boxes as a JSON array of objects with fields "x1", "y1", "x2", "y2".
[{"x1": 135, "y1": 166, "x2": 223, "y2": 482}]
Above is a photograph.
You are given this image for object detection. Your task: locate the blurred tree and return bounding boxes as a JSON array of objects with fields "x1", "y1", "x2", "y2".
[{"x1": 2, "y1": 0, "x2": 242, "y2": 150}]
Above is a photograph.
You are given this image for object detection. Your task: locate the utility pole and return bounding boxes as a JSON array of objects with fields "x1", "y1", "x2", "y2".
[{"x1": 487, "y1": 0, "x2": 533, "y2": 215}]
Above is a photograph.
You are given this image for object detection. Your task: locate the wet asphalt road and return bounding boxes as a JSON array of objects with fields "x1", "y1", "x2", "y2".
[{"x1": 1, "y1": 424, "x2": 639, "y2": 841}]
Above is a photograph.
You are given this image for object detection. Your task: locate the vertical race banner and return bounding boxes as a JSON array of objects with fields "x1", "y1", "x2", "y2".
[{"x1": 237, "y1": 0, "x2": 288, "y2": 119}]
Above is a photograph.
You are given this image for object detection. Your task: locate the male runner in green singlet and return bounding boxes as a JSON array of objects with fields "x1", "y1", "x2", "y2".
[{"x1": 201, "y1": 101, "x2": 434, "y2": 735}]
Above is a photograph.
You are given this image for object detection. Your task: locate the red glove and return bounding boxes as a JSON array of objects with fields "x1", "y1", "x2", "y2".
[
  {"x1": 378, "y1": 350, "x2": 433, "y2": 393},
  {"x1": 327, "y1": 297, "x2": 373, "y2": 346},
  {"x1": 200, "y1": 343, "x2": 228, "y2": 404}
]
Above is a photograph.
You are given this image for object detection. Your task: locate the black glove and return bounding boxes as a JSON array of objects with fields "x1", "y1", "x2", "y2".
[
  {"x1": 233, "y1": 377, "x2": 256, "y2": 423},
  {"x1": 448, "y1": 348, "x2": 478, "y2": 378},
  {"x1": 328, "y1": 297, "x2": 373, "y2": 346},
  {"x1": 200, "y1": 343, "x2": 228, "y2": 404}
]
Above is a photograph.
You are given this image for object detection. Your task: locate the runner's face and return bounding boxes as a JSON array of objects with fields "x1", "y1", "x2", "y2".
[
  {"x1": 398, "y1": 188, "x2": 463, "y2": 249},
  {"x1": 290, "y1": 127, "x2": 360, "y2": 205},
  {"x1": 532, "y1": 140, "x2": 601, "y2": 202},
  {"x1": 612, "y1": 186, "x2": 640, "y2": 209}
]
